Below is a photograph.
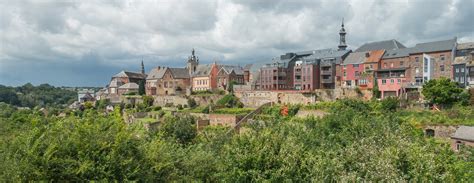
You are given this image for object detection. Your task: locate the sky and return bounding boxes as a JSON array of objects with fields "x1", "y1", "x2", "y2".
[{"x1": 1, "y1": 0, "x2": 473, "y2": 87}]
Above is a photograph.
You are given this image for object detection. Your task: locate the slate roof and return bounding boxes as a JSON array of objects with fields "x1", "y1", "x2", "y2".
[
  {"x1": 452, "y1": 126, "x2": 474, "y2": 142},
  {"x1": 192, "y1": 64, "x2": 213, "y2": 77},
  {"x1": 118, "y1": 83, "x2": 139, "y2": 89},
  {"x1": 383, "y1": 48, "x2": 412, "y2": 59},
  {"x1": 220, "y1": 65, "x2": 244, "y2": 75},
  {"x1": 169, "y1": 68, "x2": 190, "y2": 79},
  {"x1": 342, "y1": 52, "x2": 366, "y2": 65},
  {"x1": 113, "y1": 70, "x2": 146, "y2": 79},
  {"x1": 80, "y1": 92, "x2": 94, "y2": 100},
  {"x1": 410, "y1": 38, "x2": 456, "y2": 54},
  {"x1": 456, "y1": 42, "x2": 474, "y2": 50},
  {"x1": 146, "y1": 67, "x2": 167, "y2": 79},
  {"x1": 355, "y1": 39, "x2": 406, "y2": 52}
]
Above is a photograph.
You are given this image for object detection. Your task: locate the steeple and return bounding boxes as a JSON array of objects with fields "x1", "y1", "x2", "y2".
[
  {"x1": 141, "y1": 59, "x2": 145, "y2": 74},
  {"x1": 187, "y1": 48, "x2": 199, "y2": 75},
  {"x1": 338, "y1": 18, "x2": 347, "y2": 51}
]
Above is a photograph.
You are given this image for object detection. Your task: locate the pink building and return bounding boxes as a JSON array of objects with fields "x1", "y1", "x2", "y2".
[
  {"x1": 376, "y1": 68, "x2": 408, "y2": 98},
  {"x1": 293, "y1": 60, "x2": 320, "y2": 90},
  {"x1": 342, "y1": 52, "x2": 366, "y2": 88}
]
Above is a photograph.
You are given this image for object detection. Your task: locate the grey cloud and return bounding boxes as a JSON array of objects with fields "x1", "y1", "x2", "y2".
[{"x1": 0, "y1": 0, "x2": 473, "y2": 86}]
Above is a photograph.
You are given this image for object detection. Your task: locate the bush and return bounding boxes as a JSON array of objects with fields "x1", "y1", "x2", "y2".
[
  {"x1": 125, "y1": 103, "x2": 133, "y2": 109},
  {"x1": 142, "y1": 96, "x2": 154, "y2": 107},
  {"x1": 165, "y1": 103, "x2": 173, "y2": 107},
  {"x1": 216, "y1": 94, "x2": 243, "y2": 108},
  {"x1": 380, "y1": 97, "x2": 399, "y2": 112},
  {"x1": 153, "y1": 106, "x2": 162, "y2": 111},
  {"x1": 177, "y1": 104, "x2": 183, "y2": 110},
  {"x1": 187, "y1": 98, "x2": 197, "y2": 108}
]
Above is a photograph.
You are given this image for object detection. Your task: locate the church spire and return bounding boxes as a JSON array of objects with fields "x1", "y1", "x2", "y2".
[
  {"x1": 338, "y1": 18, "x2": 347, "y2": 51},
  {"x1": 141, "y1": 59, "x2": 145, "y2": 74}
]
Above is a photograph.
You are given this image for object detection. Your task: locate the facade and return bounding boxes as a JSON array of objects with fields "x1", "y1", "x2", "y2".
[
  {"x1": 191, "y1": 63, "x2": 219, "y2": 91},
  {"x1": 342, "y1": 52, "x2": 366, "y2": 88},
  {"x1": 217, "y1": 65, "x2": 245, "y2": 90},
  {"x1": 108, "y1": 70, "x2": 146, "y2": 96},
  {"x1": 293, "y1": 60, "x2": 320, "y2": 90},
  {"x1": 146, "y1": 67, "x2": 190, "y2": 96},
  {"x1": 453, "y1": 42, "x2": 474, "y2": 87},
  {"x1": 117, "y1": 82, "x2": 139, "y2": 95},
  {"x1": 451, "y1": 126, "x2": 474, "y2": 152},
  {"x1": 408, "y1": 38, "x2": 457, "y2": 86}
]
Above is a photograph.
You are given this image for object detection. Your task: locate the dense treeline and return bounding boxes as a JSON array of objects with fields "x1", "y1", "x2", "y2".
[
  {"x1": 0, "y1": 99, "x2": 473, "y2": 181},
  {"x1": 0, "y1": 83, "x2": 77, "y2": 108}
]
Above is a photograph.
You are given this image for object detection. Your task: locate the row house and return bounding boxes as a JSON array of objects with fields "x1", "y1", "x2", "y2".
[
  {"x1": 217, "y1": 65, "x2": 245, "y2": 91},
  {"x1": 377, "y1": 48, "x2": 412, "y2": 98},
  {"x1": 146, "y1": 67, "x2": 190, "y2": 96},
  {"x1": 342, "y1": 50, "x2": 385, "y2": 89},
  {"x1": 408, "y1": 38, "x2": 457, "y2": 86},
  {"x1": 453, "y1": 42, "x2": 474, "y2": 88},
  {"x1": 191, "y1": 63, "x2": 219, "y2": 91}
]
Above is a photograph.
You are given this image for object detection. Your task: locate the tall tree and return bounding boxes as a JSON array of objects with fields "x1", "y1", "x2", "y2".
[
  {"x1": 138, "y1": 80, "x2": 145, "y2": 95},
  {"x1": 422, "y1": 77, "x2": 470, "y2": 108}
]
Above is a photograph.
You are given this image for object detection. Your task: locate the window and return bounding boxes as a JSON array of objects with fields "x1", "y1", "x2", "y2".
[
  {"x1": 415, "y1": 67, "x2": 420, "y2": 74},
  {"x1": 344, "y1": 71, "x2": 346, "y2": 77},
  {"x1": 440, "y1": 65, "x2": 445, "y2": 71},
  {"x1": 456, "y1": 141, "x2": 462, "y2": 151},
  {"x1": 400, "y1": 61, "x2": 404, "y2": 66},
  {"x1": 456, "y1": 68, "x2": 459, "y2": 73},
  {"x1": 415, "y1": 57, "x2": 419, "y2": 62},
  {"x1": 353, "y1": 64, "x2": 359, "y2": 68},
  {"x1": 355, "y1": 71, "x2": 360, "y2": 77},
  {"x1": 461, "y1": 77, "x2": 464, "y2": 83},
  {"x1": 440, "y1": 55, "x2": 445, "y2": 61},
  {"x1": 455, "y1": 77, "x2": 459, "y2": 82},
  {"x1": 398, "y1": 79, "x2": 401, "y2": 83},
  {"x1": 461, "y1": 67, "x2": 465, "y2": 72},
  {"x1": 391, "y1": 79, "x2": 394, "y2": 84},
  {"x1": 382, "y1": 79, "x2": 386, "y2": 85}
]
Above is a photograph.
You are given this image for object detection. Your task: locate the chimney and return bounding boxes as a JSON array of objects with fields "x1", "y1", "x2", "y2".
[{"x1": 365, "y1": 52, "x2": 370, "y2": 58}]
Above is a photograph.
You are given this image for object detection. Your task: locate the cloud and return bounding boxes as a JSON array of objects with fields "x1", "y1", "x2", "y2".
[{"x1": 0, "y1": 0, "x2": 472, "y2": 86}]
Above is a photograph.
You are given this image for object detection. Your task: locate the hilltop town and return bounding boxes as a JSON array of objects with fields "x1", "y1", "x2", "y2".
[{"x1": 86, "y1": 21, "x2": 473, "y2": 105}]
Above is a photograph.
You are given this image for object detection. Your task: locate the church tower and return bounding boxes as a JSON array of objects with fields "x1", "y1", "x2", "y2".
[
  {"x1": 338, "y1": 18, "x2": 347, "y2": 51},
  {"x1": 187, "y1": 48, "x2": 199, "y2": 75}
]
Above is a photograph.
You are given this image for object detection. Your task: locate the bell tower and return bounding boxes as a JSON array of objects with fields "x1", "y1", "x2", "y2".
[
  {"x1": 187, "y1": 48, "x2": 199, "y2": 75},
  {"x1": 338, "y1": 18, "x2": 347, "y2": 51}
]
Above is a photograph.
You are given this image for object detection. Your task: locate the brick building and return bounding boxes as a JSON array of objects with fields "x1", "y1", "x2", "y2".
[
  {"x1": 453, "y1": 42, "x2": 474, "y2": 88},
  {"x1": 108, "y1": 70, "x2": 146, "y2": 96},
  {"x1": 146, "y1": 67, "x2": 190, "y2": 96},
  {"x1": 408, "y1": 38, "x2": 457, "y2": 86},
  {"x1": 217, "y1": 65, "x2": 245, "y2": 91}
]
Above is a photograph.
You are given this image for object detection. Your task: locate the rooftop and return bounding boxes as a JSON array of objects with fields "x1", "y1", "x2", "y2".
[
  {"x1": 410, "y1": 38, "x2": 457, "y2": 54},
  {"x1": 452, "y1": 126, "x2": 474, "y2": 142},
  {"x1": 355, "y1": 39, "x2": 406, "y2": 52}
]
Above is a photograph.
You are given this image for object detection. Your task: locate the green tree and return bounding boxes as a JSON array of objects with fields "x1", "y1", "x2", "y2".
[
  {"x1": 422, "y1": 78, "x2": 470, "y2": 108},
  {"x1": 138, "y1": 80, "x2": 146, "y2": 95},
  {"x1": 160, "y1": 115, "x2": 197, "y2": 144}
]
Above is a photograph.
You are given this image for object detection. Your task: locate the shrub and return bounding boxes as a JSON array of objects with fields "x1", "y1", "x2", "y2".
[
  {"x1": 125, "y1": 103, "x2": 133, "y2": 109},
  {"x1": 165, "y1": 103, "x2": 173, "y2": 107},
  {"x1": 380, "y1": 97, "x2": 399, "y2": 112},
  {"x1": 142, "y1": 96, "x2": 154, "y2": 107},
  {"x1": 177, "y1": 104, "x2": 183, "y2": 110},
  {"x1": 216, "y1": 94, "x2": 243, "y2": 108},
  {"x1": 187, "y1": 98, "x2": 197, "y2": 108},
  {"x1": 153, "y1": 106, "x2": 162, "y2": 111}
]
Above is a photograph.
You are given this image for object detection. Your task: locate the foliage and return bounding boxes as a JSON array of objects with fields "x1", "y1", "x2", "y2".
[
  {"x1": 0, "y1": 83, "x2": 77, "y2": 108},
  {"x1": 372, "y1": 77, "x2": 381, "y2": 99},
  {"x1": 187, "y1": 98, "x2": 197, "y2": 109},
  {"x1": 216, "y1": 94, "x2": 243, "y2": 108},
  {"x1": 379, "y1": 97, "x2": 399, "y2": 112},
  {"x1": 159, "y1": 115, "x2": 197, "y2": 144},
  {"x1": 153, "y1": 106, "x2": 162, "y2": 111},
  {"x1": 142, "y1": 96, "x2": 154, "y2": 107},
  {"x1": 212, "y1": 108, "x2": 254, "y2": 115},
  {"x1": 138, "y1": 80, "x2": 145, "y2": 95},
  {"x1": 422, "y1": 78, "x2": 470, "y2": 107},
  {"x1": 1, "y1": 100, "x2": 473, "y2": 181},
  {"x1": 177, "y1": 104, "x2": 183, "y2": 110}
]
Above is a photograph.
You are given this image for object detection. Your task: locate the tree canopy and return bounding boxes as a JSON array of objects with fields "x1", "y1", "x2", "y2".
[{"x1": 422, "y1": 78, "x2": 470, "y2": 107}]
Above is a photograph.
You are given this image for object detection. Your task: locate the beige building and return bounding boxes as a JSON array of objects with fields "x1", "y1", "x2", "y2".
[
  {"x1": 146, "y1": 67, "x2": 190, "y2": 96},
  {"x1": 191, "y1": 63, "x2": 219, "y2": 91}
]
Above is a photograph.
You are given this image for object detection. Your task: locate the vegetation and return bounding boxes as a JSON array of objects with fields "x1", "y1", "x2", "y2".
[
  {"x1": 216, "y1": 94, "x2": 244, "y2": 108},
  {"x1": 1, "y1": 99, "x2": 473, "y2": 181},
  {"x1": 422, "y1": 78, "x2": 470, "y2": 108},
  {"x1": 138, "y1": 80, "x2": 145, "y2": 95},
  {"x1": 187, "y1": 98, "x2": 197, "y2": 109},
  {"x1": 0, "y1": 83, "x2": 76, "y2": 108}
]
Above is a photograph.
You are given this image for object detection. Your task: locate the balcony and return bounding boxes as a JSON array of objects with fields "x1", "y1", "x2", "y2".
[
  {"x1": 321, "y1": 77, "x2": 334, "y2": 83},
  {"x1": 321, "y1": 70, "x2": 332, "y2": 75}
]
